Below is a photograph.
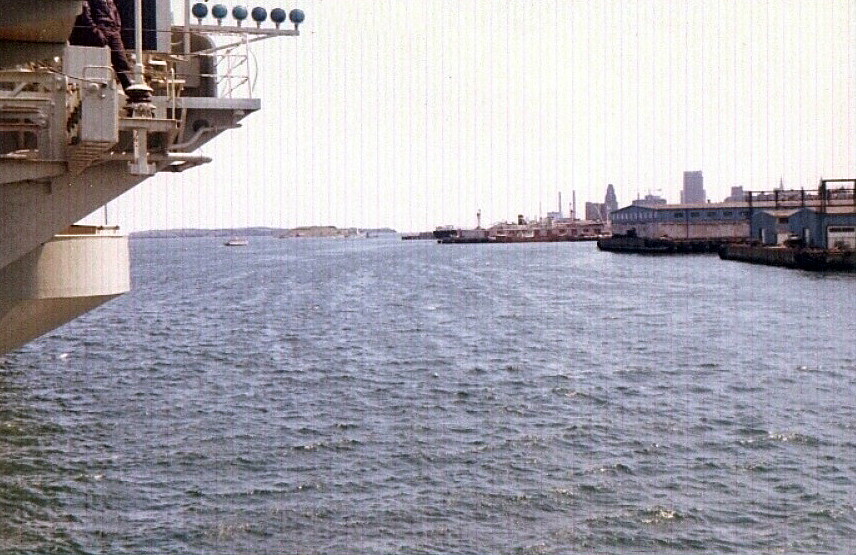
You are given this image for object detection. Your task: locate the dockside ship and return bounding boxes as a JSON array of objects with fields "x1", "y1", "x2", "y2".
[
  {"x1": 0, "y1": 0, "x2": 302, "y2": 354},
  {"x1": 436, "y1": 217, "x2": 607, "y2": 244}
]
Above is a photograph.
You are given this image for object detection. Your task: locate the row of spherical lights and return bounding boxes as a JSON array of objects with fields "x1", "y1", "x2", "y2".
[{"x1": 191, "y1": 3, "x2": 305, "y2": 28}]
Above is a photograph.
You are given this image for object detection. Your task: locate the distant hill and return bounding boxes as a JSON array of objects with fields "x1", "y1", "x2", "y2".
[
  {"x1": 130, "y1": 227, "x2": 284, "y2": 239},
  {"x1": 131, "y1": 227, "x2": 397, "y2": 239}
]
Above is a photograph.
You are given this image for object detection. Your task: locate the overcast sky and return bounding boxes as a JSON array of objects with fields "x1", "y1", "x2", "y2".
[{"x1": 98, "y1": 0, "x2": 856, "y2": 232}]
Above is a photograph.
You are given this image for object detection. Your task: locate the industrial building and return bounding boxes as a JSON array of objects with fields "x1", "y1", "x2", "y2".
[
  {"x1": 612, "y1": 180, "x2": 856, "y2": 244},
  {"x1": 610, "y1": 203, "x2": 752, "y2": 240},
  {"x1": 752, "y1": 207, "x2": 856, "y2": 249},
  {"x1": 748, "y1": 179, "x2": 856, "y2": 248}
]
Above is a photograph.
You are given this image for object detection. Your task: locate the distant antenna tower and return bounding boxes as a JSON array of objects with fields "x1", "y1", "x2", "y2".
[{"x1": 476, "y1": 209, "x2": 482, "y2": 229}]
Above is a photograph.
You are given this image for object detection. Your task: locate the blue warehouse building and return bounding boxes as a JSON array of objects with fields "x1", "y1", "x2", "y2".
[
  {"x1": 612, "y1": 180, "x2": 856, "y2": 246},
  {"x1": 752, "y1": 206, "x2": 856, "y2": 249},
  {"x1": 611, "y1": 203, "x2": 752, "y2": 240}
]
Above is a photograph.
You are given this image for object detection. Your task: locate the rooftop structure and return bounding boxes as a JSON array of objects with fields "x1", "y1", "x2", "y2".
[
  {"x1": 632, "y1": 194, "x2": 668, "y2": 207},
  {"x1": 724, "y1": 186, "x2": 745, "y2": 202}
]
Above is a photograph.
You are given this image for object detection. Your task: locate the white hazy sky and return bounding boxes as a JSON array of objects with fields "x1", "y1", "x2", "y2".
[{"x1": 100, "y1": 0, "x2": 856, "y2": 232}]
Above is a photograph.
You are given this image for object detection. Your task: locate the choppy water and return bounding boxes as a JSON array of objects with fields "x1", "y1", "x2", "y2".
[{"x1": 2, "y1": 237, "x2": 855, "y2": 554}]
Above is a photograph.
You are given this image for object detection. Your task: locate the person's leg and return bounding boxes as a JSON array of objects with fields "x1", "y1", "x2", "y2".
[{"x1": 102, "y1": 28, "x2": 133, "y2": 90}]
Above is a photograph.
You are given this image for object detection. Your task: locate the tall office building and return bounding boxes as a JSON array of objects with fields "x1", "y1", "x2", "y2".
[
  {"x1": 681, "y1": 171, "x2": 706, "y2": 204},
  {"x1": 604, "y1": 184, "x2": 618, "y2": 215},
  {"x1": 586, "y1": 184, "x2": 620, "y2": 221},
  {"x1": 585, "y1": 202, "x2": 605, "y2": 221}
]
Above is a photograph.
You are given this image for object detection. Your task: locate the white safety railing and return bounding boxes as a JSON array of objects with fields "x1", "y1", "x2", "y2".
[{"x1": 205, "y1": 34, "x2": 253, "y2": 98}]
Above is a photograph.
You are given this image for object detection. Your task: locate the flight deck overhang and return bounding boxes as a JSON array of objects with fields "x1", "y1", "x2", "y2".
[
  {"x1": 174, "y1": 97, "x2": 261, "y2": 112},
  {"x1": 0, "y1": 0, "x2": 83, "y2": 69}
]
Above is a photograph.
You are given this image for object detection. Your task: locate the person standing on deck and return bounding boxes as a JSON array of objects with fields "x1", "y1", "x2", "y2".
[{"x1": 69, "y1": 0, "x2": 134, "y2": 91}]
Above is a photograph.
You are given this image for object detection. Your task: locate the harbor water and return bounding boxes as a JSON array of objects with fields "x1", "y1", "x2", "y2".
[{"x1": 1, "y1": 237, "x2": 854, "y2": 554}]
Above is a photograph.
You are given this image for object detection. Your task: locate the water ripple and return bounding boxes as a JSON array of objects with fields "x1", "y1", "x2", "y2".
[{"x1": 1, "y1": 238, "x2": 854, "y2": 554}]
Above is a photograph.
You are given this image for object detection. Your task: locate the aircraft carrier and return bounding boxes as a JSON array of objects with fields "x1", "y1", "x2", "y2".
[{"x1": 0, "y1": 0, "x2": 302, "y2": 354}]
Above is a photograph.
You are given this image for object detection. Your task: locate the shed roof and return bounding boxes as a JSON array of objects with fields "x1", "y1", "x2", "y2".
[
  {"x1": 613, "y1": 199, "x2": 855, "y2": 214},
  {"x1": 613, "y1": 201, "x2": 753, "y2": 213}
]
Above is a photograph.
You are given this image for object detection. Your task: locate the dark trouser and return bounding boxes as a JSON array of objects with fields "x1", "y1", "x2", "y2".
[
  {"x1": 69, "y1": 18, "x2": 134, "y2": 91},
  {"x1": 102, "y1": 27, "x2": 133, "y2": 90}
]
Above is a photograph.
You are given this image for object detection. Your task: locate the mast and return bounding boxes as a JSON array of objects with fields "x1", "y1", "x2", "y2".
[{"x1": 133, "y1": 0, "x2": 145, "y2": 84}]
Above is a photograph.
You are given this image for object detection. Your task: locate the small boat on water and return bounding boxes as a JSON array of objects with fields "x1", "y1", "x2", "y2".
[{"x1": 224, "y1": 237, "x2": 249, "y2": 247}]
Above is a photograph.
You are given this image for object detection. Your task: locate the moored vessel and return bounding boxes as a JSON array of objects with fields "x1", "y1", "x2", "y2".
[{"x1": 437, "y1": 216, "x2": 606, "y2": 244}]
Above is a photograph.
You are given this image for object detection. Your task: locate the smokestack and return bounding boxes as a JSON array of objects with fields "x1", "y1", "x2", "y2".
[
  {"x1": 572, "y1": 190, "x2": 577, "y2": 220},
  {"x1": 558, "y1": 191, "x2": 562, "y2": 218}
]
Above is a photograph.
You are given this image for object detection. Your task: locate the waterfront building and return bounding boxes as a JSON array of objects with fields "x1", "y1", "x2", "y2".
[
  {"x1": 681, "y1": 171, "x2": 706, "y2": 204},
  {"x1": 752, "y1": 207, "x2": 856, "y2": 249},
  {"x1": 488, "y1": 218, "x2": 606, "y2": 241},
  {"x1": 611, "y1": 203, "x2": 751, "y2": 240},
  {"x1": 436, "y1": 216, "x2": 607, "y2": 243},
  {"x1": 612, "y1": 180, "x2": 856, "y2": 243}
]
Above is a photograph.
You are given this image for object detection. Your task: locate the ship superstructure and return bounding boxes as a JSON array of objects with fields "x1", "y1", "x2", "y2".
[{"x1": 0, "y1": 1, "x2": 302, "y2": 354}]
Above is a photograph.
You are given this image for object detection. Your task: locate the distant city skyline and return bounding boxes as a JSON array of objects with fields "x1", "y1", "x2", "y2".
[{"x1": 90, "y1": 0, "x2": 855, "y2": 232}]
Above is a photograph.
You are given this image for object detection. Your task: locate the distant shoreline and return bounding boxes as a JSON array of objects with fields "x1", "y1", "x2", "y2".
[{"x1": 130, "y1": 227, "x2": 397, "y2": 239}]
